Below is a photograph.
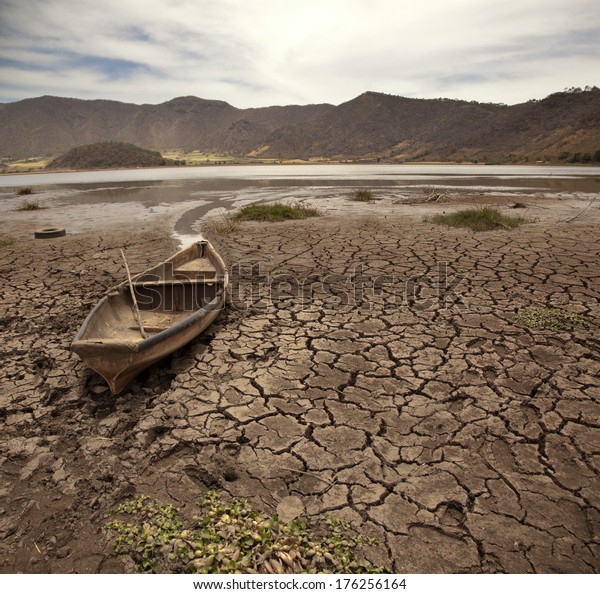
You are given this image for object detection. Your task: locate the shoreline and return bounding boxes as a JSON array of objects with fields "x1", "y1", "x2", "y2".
[{"x1": 1, "y1": 188, "x2": 599, "y2": 243}]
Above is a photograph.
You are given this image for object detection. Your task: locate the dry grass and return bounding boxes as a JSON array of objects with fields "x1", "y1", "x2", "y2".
[
  {"x1": 15, "y1": 200, "x2": 44, "y2": 211},
  {"x1": 202, "y1": 213, "x2": 241, "y2": 236},
  {"x1": 233, "y1": 200, "x2": 321, "y2": 222},
  {"x1": 350, "y1": 189, "x2": 379, "y2": 202},
  {"x1": 7, "y1": 159, "x2": 49, "y2": 171},
  {"x1": 429, "y1": 208, "x2": 528, "y2": 231}
]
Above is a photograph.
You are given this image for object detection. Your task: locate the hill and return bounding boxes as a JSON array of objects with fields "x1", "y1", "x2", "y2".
[
  {"x1": 46, "y1": 141, "x2": 168, "y2": 169},
  {"x1": 253, "y1": 92, "x2": 504, "y2": 160},
  {"x1": 0, "y1": 95, "x2": 332, "y2": 160},
  {"x1": 254, "y1": 90, "x2": 600, "y2": 162},
  {"x1": 1, "y1": 89, "x2": 599, "y2": 163}
]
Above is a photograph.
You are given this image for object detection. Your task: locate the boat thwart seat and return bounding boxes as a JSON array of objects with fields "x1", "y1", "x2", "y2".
[{"x1": 173, "y1": 257, "x2": 217, "y2": 280}]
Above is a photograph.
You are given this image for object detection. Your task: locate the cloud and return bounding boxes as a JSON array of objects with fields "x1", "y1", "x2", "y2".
[{"x1": 0, "y1": 0, "x2": 598, "y2": 106}]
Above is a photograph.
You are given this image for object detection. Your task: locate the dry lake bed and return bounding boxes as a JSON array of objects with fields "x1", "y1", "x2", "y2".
[{"x1": 0, "y1": 180, "x2": 599, "y2": 573}]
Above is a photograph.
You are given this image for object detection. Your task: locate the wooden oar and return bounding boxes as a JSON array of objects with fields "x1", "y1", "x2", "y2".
[{"x1": 120, "y1": 249, "x2": 147, "y2": 339}]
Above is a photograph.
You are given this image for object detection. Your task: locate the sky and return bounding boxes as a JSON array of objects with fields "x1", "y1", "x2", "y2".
[{"x1": 0, "y1": 0, "x2": 599, "y2": 108}]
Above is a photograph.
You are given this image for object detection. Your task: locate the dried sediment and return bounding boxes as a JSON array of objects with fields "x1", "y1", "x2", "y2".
[{"x1": 0, "y1": 212, "x2": 599, "y2": 573}]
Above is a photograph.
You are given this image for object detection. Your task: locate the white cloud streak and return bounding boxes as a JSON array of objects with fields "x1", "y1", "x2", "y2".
[{"x1": 0, "y1": 0, "x2": 598, "y2": 106}]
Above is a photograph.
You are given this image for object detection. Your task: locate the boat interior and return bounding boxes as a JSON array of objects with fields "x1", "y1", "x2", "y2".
[{"x1": 78, "y1": 242, "x2": 226, "y2": 342}]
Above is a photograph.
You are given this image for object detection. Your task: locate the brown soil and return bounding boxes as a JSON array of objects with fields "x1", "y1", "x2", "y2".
[{"x1": 0, "y1": 202, "x2": 599, "y2": 574}]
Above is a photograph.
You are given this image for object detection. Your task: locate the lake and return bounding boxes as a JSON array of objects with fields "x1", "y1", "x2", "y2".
[
  {"x1": 2, "y1": 164, "x2": 599, "y2": 243},
  {"x1": 2, "y1": 163, "x2": 600, "y2": 191}
]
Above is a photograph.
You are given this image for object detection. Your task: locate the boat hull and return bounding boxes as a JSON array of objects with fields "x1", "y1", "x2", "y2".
[
  {"x1": 71, "y1": 294, "x2": 224, "y2": 394},
  {"x1": 71, "y1": 241, "x2": 228, "y2": 394}
]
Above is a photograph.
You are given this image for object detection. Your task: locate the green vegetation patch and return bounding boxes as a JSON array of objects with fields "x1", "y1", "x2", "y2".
[
  {"x1": 516, "y1": 307, "x2": 593, "y2": 331},
  {"x1": 0, "y1": 236, "x2": 13, "y2": 249},
  {"x1": 429, "y1": 208, "x2": 528, "y2": 231},
  {"x1": 233, "y1": 201, "x2": 321, "y2": 222},
  {"x1": 105, "y1": 490, "x2": 386, "y2": 574},
  {"x1": 15, "y1": 200, "x2": 44, "y2": 211},
  {"x1": 350, "y1": 189, "x2": 379, "y2": 202}
]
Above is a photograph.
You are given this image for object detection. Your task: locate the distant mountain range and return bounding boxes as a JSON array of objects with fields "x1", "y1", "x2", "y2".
[{"x1": 1, "y1": 89, "x2": 599, "y2": 163}]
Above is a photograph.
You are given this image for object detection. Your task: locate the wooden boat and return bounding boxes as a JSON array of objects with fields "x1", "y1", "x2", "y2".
[{"x1": 71, "y1": 240, "x2": 228, "y2": 395}]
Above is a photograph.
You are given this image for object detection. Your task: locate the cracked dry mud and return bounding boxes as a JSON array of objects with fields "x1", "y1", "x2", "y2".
[{"x1": 1, "y1": 208, "x2": 599, "y2": 574}]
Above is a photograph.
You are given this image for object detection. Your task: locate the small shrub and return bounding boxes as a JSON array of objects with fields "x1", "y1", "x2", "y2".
[
  {"x1": 105, "y1": 490, "x2": 386, "y2": 574},
  {"x1": 233, "y1": 201, "x2": 320, "y2": 222},
  {"x1": 17, "y1": 186, "x2": 33, "y2": 195},
  {"x1": 350, "y1": 189, "x2": 377, "y2": 202},
  {"x1": 429, "y1": 208, "x2": 528, "y2": 231},
  {"x1": 516, "y1": 307, "x2": 592, "y2": 331},
  {"x1": 0, "y1": 236, "x2": 13, "y2": 249},
  {"x1": 16, "y1": 200, "x2": 44, "y2": 211}
]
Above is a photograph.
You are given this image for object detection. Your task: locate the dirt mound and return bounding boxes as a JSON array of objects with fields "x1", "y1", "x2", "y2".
[{"x1": 46, "y1": 141, "x2": 167, "y2": 170}]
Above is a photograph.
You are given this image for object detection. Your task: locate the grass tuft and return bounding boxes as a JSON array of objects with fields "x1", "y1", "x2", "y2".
[
  {"x1": 15, "y1": 200, "x2": 44, "y2": 211},
  {"x1": 233, "y1": 201, "x2": 321, "y2": 222},
  {"x1": 0, "y1": 236, "x2": 13, "y2": 249},
  {"x1": 202, "y1": 213, "x2": 241, "y2": 236},
  {"x1": 350, "y1": 189, "x2": 378, "y2": 202},
  {"x1": 516, "y1": 307, "x2": 592, "y2": 331},
  {"x1": 17, "y1": 186, "x2": 33, "y2": 196},
  {"x1": 429, "y1": 208, "x2": 528, "y2": 231},
  {"x1": 105, "y1": 490, "x2": 386, "y2": 574}
]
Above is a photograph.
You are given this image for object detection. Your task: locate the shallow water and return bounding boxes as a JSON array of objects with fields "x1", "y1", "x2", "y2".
[
  {"x1": 2, "y1": 162, "x2": 600, "y2": 187},
  {"x1": 0, "y1": 161, "x2": 599, "y2": 182},
  {"x1": 2, "y1": 164, "x2": 599, "y2": 245}
]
